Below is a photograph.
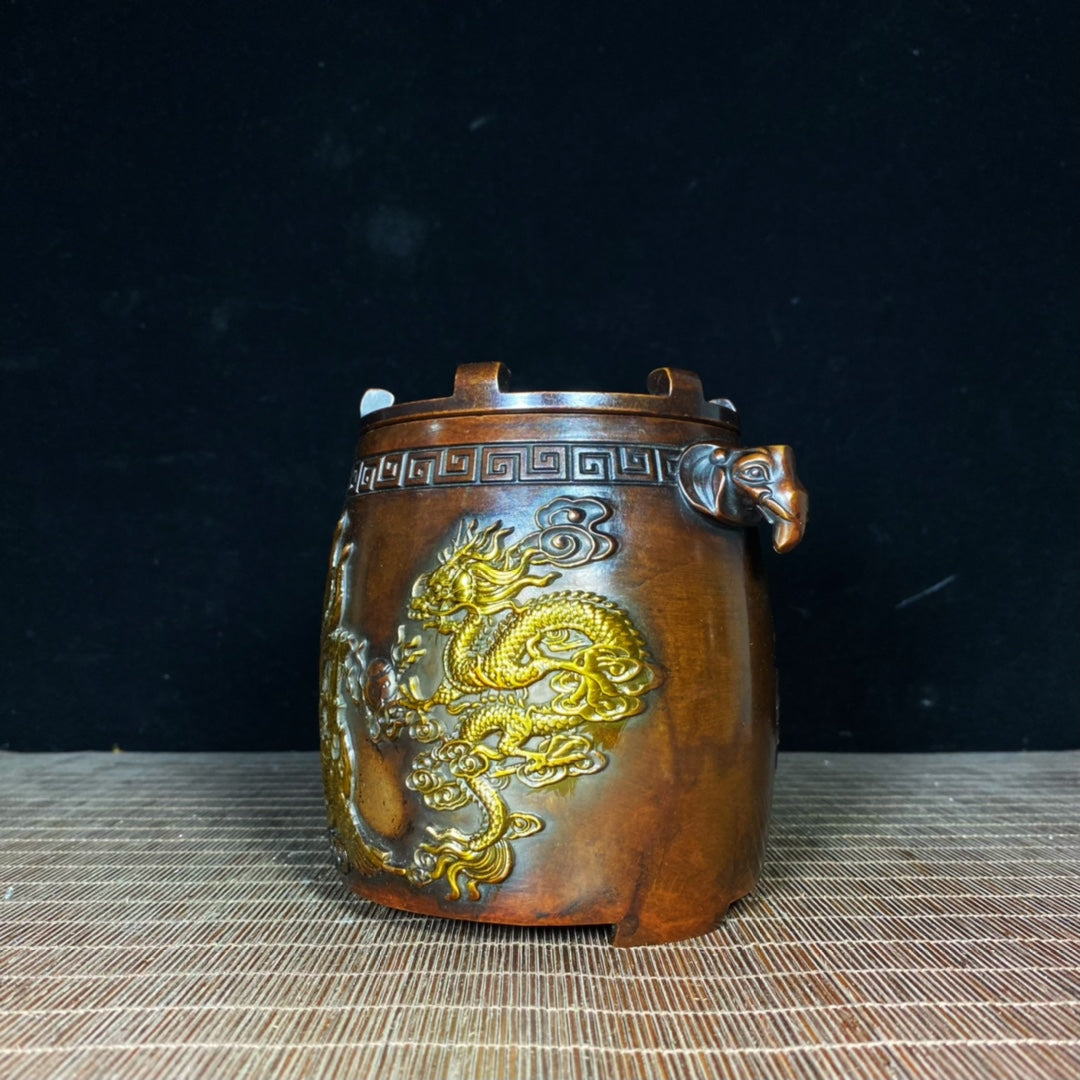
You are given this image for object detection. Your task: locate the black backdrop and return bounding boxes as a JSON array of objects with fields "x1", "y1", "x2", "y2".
[{"x1": 3, "y1": 3, "x2": 1077, "y2": 752}]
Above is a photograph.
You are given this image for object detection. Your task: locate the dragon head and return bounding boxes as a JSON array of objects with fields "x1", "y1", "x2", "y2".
[
  {"x1": 677, "y1": 443, "x2": 808, "y2": 553},
  {"x1": 408, "y1": 520, "x2": 559, "y2": 631}
]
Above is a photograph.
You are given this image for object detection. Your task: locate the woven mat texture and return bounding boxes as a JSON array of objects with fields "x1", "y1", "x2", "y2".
[{"x1": 1, "y1": 751, "x2": 1077, "y2": 1080}]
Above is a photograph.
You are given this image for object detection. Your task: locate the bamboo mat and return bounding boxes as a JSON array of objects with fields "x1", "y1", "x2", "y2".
[{"x1": 1, "y1": 751, "x2": 1077, "y2": 1080}]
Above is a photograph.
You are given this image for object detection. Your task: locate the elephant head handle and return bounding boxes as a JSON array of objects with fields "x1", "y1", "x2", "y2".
[{"x1": 677, "y1": 443, "x2": 808, "y2": 553}]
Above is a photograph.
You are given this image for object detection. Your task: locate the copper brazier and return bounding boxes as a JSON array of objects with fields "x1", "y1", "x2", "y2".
[{"x1": 319, "y1": 364, "x2": 807, "y2": 946}]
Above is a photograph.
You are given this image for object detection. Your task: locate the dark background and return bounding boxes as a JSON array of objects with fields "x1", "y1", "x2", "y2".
[{"x1": 3, "y1": 2, "x2": 1077, "y2": 752}]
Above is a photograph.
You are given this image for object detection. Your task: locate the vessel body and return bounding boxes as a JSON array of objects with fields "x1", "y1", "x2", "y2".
[{"x1": 319, "y1": 365, "x2": 807, "y2": 946}]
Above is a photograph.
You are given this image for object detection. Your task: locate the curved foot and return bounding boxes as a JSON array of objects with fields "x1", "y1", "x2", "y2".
[{"x1": 611, "y1": 890, "x2": 750, "y2": 947}]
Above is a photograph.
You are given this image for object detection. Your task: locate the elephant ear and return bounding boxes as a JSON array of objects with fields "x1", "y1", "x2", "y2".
[{"x1": 676, "y1": 442, "x2": 729, "y2": 518}]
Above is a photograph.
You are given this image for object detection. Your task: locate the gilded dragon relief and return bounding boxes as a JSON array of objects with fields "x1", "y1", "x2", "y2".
[{"x1": 320, "y1": 497, "x2": 661, "y2": 901}]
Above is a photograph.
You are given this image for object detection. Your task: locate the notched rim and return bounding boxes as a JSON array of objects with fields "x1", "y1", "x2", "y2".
[{"x1": 357, "y1": 363, "x2": 740, "y2": 430}]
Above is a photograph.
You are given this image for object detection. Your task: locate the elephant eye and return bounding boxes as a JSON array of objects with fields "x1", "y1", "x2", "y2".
[{"x1": 737, "y1": 464, "x2": 770, "y2": 483}]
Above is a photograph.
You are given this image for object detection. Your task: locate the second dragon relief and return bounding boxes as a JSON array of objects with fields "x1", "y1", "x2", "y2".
[{"x1": 320, "y1": 496, "x2": 662, "y2": 902}]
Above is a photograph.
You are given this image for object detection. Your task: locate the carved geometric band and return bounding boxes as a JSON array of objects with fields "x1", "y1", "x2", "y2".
[{"x1": 348, "y1": 442, "x2": 683, "y2": 495}]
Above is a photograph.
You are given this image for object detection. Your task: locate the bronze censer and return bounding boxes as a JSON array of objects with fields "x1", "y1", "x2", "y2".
[{"x1": 319, "y1": 364, "x2": 807, "y2": 946}]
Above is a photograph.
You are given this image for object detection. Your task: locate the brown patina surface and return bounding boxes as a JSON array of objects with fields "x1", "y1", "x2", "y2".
[{"x1": 320, "y1": 364, "x2": 807, "y2": 945}]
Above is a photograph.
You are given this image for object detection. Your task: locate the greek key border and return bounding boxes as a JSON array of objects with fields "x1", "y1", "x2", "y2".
[{"x1": 348, "y1": 442, "x2": 683, "y2": 495}]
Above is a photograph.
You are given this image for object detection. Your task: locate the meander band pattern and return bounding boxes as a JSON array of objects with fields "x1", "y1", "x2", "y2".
[{"x1": 348, "y1": 442, "x2": 684, "y2": 495}]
